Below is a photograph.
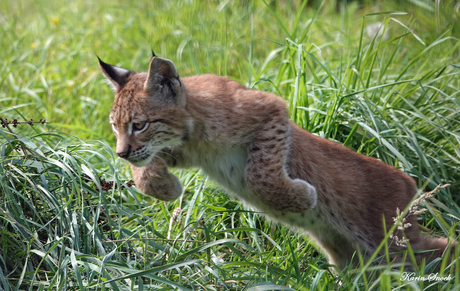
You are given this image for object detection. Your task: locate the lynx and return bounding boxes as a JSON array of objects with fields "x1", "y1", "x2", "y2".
[{"x1": 99, "y1": 53, "x2": 453, "y2": 269}]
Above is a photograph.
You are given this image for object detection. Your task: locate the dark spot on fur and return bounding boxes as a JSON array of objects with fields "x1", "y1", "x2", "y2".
[
  {"x1": 250, "y1": 145, "x2": 261, "y2": 152},
  {"x1": 261, "y1": 181, "x2": 271, "y2": 187},
  {"x1": 266, "y1": 144, "x2": 276, "y2": 150},
  {"x1": 276, "y1": 129, "x2": 286, "y2": 135},
  {"x1": 257, "y1": 137, "x2": 276, "y2": 142},
  {"x1": 182, "y1": 132, "x2": 189, "y2": 141}
]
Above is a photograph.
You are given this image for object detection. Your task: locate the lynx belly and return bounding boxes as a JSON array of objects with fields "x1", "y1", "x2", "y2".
[
  {"x1": 199, "y1": 146, "x2": 275, "y2": 210},
  {"x1": 200, "y1": 146, "x2": 248, "y2": 196},
  {"x1": 197, "y1": 146, "x2": 319, "y2": 230}
]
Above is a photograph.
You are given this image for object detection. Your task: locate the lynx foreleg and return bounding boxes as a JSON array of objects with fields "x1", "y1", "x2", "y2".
[
  {"x1": 245, "y1": 122, "x2": 317, "y2": 213},
  {"x1": 130, "y1": 155, "x2": 182, "y2": 201}
]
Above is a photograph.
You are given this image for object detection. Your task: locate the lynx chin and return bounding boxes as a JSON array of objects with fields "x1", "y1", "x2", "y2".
[{"x1": 99, "y1": 53, "x2": 454, "y2": 269}]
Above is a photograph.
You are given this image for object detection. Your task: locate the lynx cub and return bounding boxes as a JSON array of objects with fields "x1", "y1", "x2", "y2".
[{"x1": 99, "y1": 54, "x2": 451, "y2": 269}]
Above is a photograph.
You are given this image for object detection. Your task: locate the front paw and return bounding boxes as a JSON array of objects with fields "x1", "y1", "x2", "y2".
[
  {"x1": 135, "y1": 173, "x2": 183, "y2": 201},
  {"x1": 291, "y1": 179, "x2": 317, "y2": 210}
]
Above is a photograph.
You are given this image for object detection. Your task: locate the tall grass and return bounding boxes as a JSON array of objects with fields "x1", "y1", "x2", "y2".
[{"x1": 0, "y1": 0, "x2": 459, "y2": 290}]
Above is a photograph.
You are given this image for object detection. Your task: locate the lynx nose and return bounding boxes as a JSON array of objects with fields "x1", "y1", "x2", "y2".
[{"x1": 116, "y1": 145, "x2": 132, "y2": 159}]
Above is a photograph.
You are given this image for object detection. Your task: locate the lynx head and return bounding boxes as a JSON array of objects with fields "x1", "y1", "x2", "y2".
[{"x1": 99, "y1": 54, "x2": 191, "y2": 167}]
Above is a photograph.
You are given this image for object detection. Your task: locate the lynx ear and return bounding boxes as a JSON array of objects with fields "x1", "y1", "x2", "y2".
[
  {"x1": 98, "y1": 56, "x2": 135, "y2": 92},
  {"x1": 144, "y1": 56, "x2": 180, "y2": 93}
]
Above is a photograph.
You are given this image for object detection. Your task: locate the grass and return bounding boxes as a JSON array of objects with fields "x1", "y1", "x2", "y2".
[{"x1": 0, "y1": 0, "x2": 459, "y2": 289}]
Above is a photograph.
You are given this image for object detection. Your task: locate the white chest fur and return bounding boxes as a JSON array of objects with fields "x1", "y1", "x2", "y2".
[{"x1": 198, "y1": 146, "x2": 248, "y2": 196}]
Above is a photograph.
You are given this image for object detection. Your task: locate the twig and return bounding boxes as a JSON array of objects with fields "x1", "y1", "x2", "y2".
[
  {"x1": 0, "y1": 117, "x2": 48, "y2": 128},
  {"x1": 0, "y1": 116, "x2": 18, "y2": 138},
  {"x1": 0, "y1": 116, "x2": 26, "y2": 153},
  {"x1": 0, "y1": 116, "x2": 48, "y2": 155}
]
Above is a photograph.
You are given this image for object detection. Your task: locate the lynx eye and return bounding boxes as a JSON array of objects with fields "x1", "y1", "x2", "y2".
[{"x1": 132, "y1": 121, "x2": 148, "y2": 133}]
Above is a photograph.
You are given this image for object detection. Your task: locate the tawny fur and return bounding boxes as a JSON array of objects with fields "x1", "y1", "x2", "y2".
[{"x1": 99, "y1": 55, "x2": 454, "y2": 269}]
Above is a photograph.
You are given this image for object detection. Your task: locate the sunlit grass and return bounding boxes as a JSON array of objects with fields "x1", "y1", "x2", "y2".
[{"x1": 0, "y1": 0, "x2": 459, "y2": 290}]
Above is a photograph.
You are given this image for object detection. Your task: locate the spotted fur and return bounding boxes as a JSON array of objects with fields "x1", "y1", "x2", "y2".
[{"x1": 99, "y1": 55, "x2": 454, "y2": 269}]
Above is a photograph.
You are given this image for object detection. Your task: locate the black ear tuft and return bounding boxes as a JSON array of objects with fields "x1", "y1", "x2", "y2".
[
  {"x1": 98, "y1": 56, "x2": 135, "y2": 92},
  {"x1": 98, "y1": 56, "x2": 117, "y2": 78},
  {"x1": 151, "y1": 50, "x2": 156, "y2": 57}
]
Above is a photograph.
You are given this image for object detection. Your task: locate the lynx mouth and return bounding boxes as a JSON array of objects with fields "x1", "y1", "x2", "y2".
[
  {"x1": 125, "y1": 144, "x2": 168, "y2": 167},
  {"x1": 119, "y1": 145, "x2": 156, "y2": 167},
  {"x1": 128, "y1": 154, "x2": 154, "y2": 167}
]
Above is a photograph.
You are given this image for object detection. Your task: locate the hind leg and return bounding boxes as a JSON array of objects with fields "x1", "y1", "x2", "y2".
[{"x1": 308, "y1": 228, "x2": 359, "y2": 270}]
